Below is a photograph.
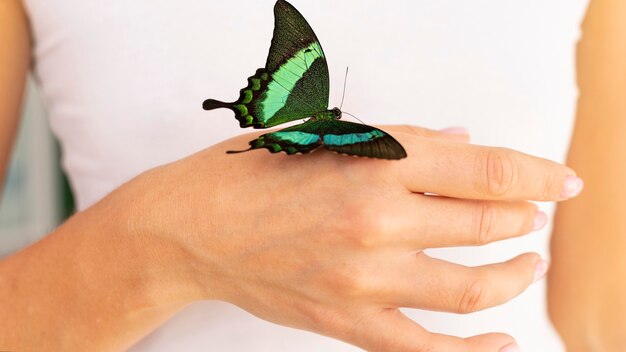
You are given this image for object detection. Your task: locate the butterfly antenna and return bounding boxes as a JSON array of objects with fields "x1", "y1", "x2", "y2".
[
  {"x1": 343, "y1": 111, "x2": 366, "y2": 125},
  {"x1": 339, "y1": 67, "x2": 349, "y2": 109},
  {"x1": 339, "y1": 68, "x2": 367, "y2": 125}
]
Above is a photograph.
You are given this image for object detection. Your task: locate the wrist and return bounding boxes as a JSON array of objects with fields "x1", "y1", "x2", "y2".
[
  {"x1": 100, "y1": 166, "x2": 226, "y2": 306},
  {"x1": 0, "y1": 173, "x2": 209, "y2": 350},
  {"x1": 94, "y1": 179, "x2": 204, "y2": 308}
]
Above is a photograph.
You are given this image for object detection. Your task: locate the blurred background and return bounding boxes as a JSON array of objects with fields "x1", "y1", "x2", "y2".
[{"x1": 0, "y1": 78, "x2": 73, "y2": 257}]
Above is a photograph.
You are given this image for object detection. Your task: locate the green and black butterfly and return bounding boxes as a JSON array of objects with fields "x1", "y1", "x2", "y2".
[{"x1": 203, "y1": 0, "x2": 407, "y2": 160}]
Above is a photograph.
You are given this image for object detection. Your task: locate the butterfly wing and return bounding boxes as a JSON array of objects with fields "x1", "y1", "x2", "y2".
[
  {"x1": 229, "y1": 119, "x2": 407, "y2": 160},
  {"x1": 320, "y1": 120, "x2": 407, "y2": 160},
  {"x1": 204, "y1": 0, "x2": 330, "y2": 129},
  {"x1": 228, "y1": 121, "x2": 324, "y2": 155}
]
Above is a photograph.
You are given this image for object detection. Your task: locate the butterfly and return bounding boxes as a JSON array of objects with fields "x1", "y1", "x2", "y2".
[{"x1": 203, "y1": 0, "x2": 407, "y2": 160}]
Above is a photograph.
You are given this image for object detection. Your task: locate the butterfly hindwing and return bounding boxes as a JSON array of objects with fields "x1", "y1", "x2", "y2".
[
  {"x1": 204, "y1": 0, "x2": 330, "y2": 129},
  {"x1": 320, "y1": 121, "x2": 407, "y2": 160},
  {"x1": 319, "y1": 120, "x2": 407, "y2": 159},
  {"x1": 229, "y1": 122, "x2": 323, "y2": 155},
  {"x1": 230, "y1": 119, "x2": 407, "y2": 160}
]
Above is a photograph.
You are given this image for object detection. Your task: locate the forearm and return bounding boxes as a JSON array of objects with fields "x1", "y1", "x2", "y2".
[
  {"x1": 0, "y1": 174, "x2": 201, "y2": 351},
  {"x1": 549, "y1": 0, "x2": 626, "y2": 350},
  {"x1": 0, "y1": 0, "x2": 30, "y2": 188}
]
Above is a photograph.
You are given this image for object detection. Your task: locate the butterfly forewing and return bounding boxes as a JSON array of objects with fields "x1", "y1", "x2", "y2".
[{"x1": 203, "y1": 0, "x2": 330, "y2": 129}]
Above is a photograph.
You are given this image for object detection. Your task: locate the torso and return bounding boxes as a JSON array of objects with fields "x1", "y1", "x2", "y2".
[{"x1": 23, "y1": 0, "x2": 589, "y2": 350}]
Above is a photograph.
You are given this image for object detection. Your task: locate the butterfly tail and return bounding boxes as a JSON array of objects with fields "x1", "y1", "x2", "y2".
[
  {"x1": 202, "y1": 99, "x2": 234, "y2": 111},
  {"x1": 226, "y1": 146, "x2": 253, "y2": 154},
  {"x1": 203, "y1": 96, "x2": 263, "y2": 129}
]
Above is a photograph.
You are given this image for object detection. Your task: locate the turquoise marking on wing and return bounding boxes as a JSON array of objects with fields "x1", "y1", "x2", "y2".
[
  {"x1": 272, "y1": 131, "x2": 321, "y2": 145},
  {"x1": 323, "y1": 130, "x2": 385, "y2": 146},
  {"x1": 260, "y1": 41, "x2": 325, "y2": 122}
]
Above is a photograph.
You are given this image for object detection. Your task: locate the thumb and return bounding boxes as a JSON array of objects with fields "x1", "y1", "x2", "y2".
[{"x1": 345, "y1": 308, "x2": 517, "y2": 352}]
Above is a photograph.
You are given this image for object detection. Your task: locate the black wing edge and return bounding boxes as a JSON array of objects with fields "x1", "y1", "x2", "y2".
[{"x1": 324, "y1": 132, "x2": 408, "y2": 160}]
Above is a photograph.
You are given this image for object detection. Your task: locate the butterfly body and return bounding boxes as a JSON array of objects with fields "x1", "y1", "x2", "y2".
[
  {"x1": 312, "y1": 108, "x2": 342, "y2": 121},
  {"x1": 204, "y1": 0, "x2": 407, "y2": 160}
]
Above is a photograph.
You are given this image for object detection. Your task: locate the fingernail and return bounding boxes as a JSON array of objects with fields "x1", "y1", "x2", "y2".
[
  {"x1": 533, "y1": 211, "x2": 547, "y2": 231},
  {"x1": 499, "y1": 342, "x2": 521, "y2": 352},
  {"x1": 439, "y1": 126, "x2": 468, "y2": 135},
  {"x1": 560, "y1": 175, "x2": 584, "y2": 198},
  {"x1": 532, "y1": 260, "x2": 549, "y2": 283}
]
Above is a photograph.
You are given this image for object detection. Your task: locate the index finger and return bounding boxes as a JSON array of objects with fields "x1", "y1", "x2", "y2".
[
  {"x1": 381, "y1": 124, "x2": 470, "y2": 143},
  {"x1": 394, "y1": 133, "x2": 583, "y2": 201}
]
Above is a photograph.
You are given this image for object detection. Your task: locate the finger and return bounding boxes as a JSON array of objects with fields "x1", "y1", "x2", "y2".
[
  {"x1": 347, "y1": 308, "x2": 517, "y2": 352},
  {"x1": 395, "y1": 136, "x2": 582, "y2": 201},
  {"x1": 379, "y1": 195, "x2": 544, "y2": 248},
  {"x1": 380, "y1": 124, "x2": 470, "y2": 143},
  {"x1": 380, "y1": 252, "x2": 546, "y2": 313}
]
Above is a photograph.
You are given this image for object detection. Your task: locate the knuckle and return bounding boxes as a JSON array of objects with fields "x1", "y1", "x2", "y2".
[
  {"x1": 411, "y1": 334, "x2": 438, "y2": 352},
  {"x1": 456, "y1": 278, "x2": 488, "y2": 314},
  {"x1": 338, "y1": 202, "x2": 387, "y2": 249},
  {"x1": 542, "y1": 169, "x2": 560, "y2": 199},
  {"x1": 400, "y1": 124, "x2": 427, "y2": 136},
  {"x1": 301, "y1": 305, "x2": 345, "y2": 335},
  {"x1": 472, "y1": 202, "x2": 499, "y2": 245},
  {"x1": 522, "y1": 203, "x2": 538, "y2": 232},
  {"x1": 478, "y1": 149, "x2": 518, "y2": 197},
  {"x1": 327, "y1": 264, "x2": 374, "y2": 298}
]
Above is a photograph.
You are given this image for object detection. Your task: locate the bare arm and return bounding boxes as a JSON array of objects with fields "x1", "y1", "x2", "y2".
[
  {"x1": 0, "y1": 185, "x2": 195, "y2": 350},
  {"x1": 0, "y1": 2, "x2": 189, "y2": 349},
  {"x1": 0, "y1": 0, "x2": 29, "y2": 187},
  {"x1": 549, "y1": 0, "x2": 626, "y2": 350}
]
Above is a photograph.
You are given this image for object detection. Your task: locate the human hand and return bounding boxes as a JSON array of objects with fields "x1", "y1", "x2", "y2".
[{"x1": 108, "y1": 125, "x2": 581, "y2": 352}]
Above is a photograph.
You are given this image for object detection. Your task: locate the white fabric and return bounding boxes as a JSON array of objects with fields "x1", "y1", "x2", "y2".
[{"x1": 23, "y1": 0, "x2": 589, "y2": 350}]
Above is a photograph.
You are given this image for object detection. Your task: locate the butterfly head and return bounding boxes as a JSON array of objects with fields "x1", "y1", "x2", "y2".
[{"x1": 331, "y1": 107, "x2": 342, "y2": 120}]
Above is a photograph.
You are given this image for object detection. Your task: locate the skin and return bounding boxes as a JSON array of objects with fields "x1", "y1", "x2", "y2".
[
  {"x1": 0, "y1": 0, "x2": 29, "y2": 188},
  {"x1": 0, "y1": 0, "x2": 587, "y2": 351},
  {"x1": 549, "y1": 0, "x2": 626, "y2": 350},
  {"x1": 2, "y1": 128, "x2": 574, "y2": 352}
]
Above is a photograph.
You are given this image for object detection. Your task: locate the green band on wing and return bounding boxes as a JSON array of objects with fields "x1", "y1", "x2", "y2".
[
  {"x1": 260, "y1": 41, "x2": 324, "y2": 122},
  {"x1": 272, "y1": 131, "x2": 321, "y2": 145},
  {"x1": 323, "y1": 130, "x2": 385, "y2": 146}
]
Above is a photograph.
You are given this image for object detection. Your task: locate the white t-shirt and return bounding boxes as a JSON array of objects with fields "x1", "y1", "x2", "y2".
[{"x1": 23, "y1": 0, "x2": 589, "y2": 350}]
